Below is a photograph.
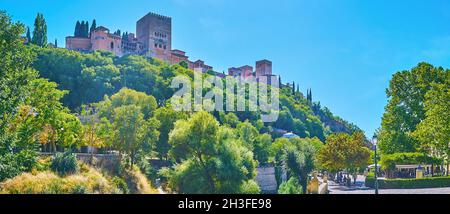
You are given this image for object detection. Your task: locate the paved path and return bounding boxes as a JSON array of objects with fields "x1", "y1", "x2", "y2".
[{"x1": 328, "y1": 175, "x2": 450, "y2": 194}]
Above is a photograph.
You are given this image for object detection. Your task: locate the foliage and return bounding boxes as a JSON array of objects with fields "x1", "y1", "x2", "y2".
[
  {"x1": 31, "y1": 13, "x2": 47, "y2": 46},
  {"x1": 380, "y1": 152, "x2": 442, "y2": 171},
  {"x1": 0, "y1": 168, "x2": 118, "y2": 194},
  {"x1": 365, "y1": 176, "x2": 450, "y2": 189},
  {"x1": 378, "y1": 63, "x2": 447, "y2": 155},
  {"x1": 51, "y1": 152, "x2": 79, "y2": 176},
  {"x1": 164, "y1": 111, "x2": 259, "y2": 194},
  {"x1": 278, "y1": 177, "x2": 303, "y2": 194},
  {"x1": 413, "y1": 73, "x2": 450, "y2": 163},
  {"x1": 317, "y1": 132, "x2": 371, "y2": 175},
  {"x1": 152, "y1": 107, "x2": 186, "y2": 160}
]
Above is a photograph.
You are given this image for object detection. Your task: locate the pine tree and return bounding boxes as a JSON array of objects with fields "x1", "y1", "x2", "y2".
[
  {"x1": 26, "y1": 27, "x2": 31, "y2": 44},
  {"x1": 31, "y1": 13, "x2": 47, "y2": 47},
  {"x1": 75, "y1": 21, "x2": 81, "y2": 37},
  {"x1": 90, "y1": 19, "x2": 97, "y2": 34}
]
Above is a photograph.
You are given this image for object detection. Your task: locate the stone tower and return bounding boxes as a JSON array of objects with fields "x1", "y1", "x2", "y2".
[
  {"x1": 255, "y1": 59, "x2": 273, "y2": 78},
  {"x1": 137, "y1": 12, "x2": 172, "y2": 61}
]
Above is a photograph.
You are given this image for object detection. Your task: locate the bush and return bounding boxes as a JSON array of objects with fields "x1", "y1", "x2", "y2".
[
  {"x1": 278, "y1": 177, "x2": 303, "y2": 194},
  {"x1": 0, "y1": 167, "x2": 118, "y2": 194},
  {"x1": 51, "y1": 152, "x2": 79, "y2": 176},
  {"x1": 112, "y1": 176, "x2": 129, "y2": 194},
  {"x1": 122, "y1": 167, "x2": 158, "y2": 194},
  {"x1": 365, "y1": 176, "x2": 450, "y2": 189},
  {"x1": 0, "y1": 151, "x2": 38, "y2": 182}
]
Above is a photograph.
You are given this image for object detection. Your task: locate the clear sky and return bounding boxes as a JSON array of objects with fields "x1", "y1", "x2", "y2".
[{"x1": 2, "y1": 0, "x2": 450, "y2": 136}]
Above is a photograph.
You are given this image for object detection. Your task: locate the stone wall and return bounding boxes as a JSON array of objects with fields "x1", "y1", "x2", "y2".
[{"x1": 256, "y1": 167, "x2": 278, "y2": 194}]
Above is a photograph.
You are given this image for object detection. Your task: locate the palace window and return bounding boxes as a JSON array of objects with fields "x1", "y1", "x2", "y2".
[{"x1": 110, "y1": 42, "x2": 114, "y2": 49}]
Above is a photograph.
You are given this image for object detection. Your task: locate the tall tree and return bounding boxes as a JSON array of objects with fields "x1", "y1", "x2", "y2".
[
  {"x1": 85, "y1": 21, "x2": 89, "y2": 38},
  {"x1": 31, "y1": 13, "x2": 47, "y2": 46},
  {"x1": 379, "y1": 63, "x2": 446, "y2": 154},
  {"x1": 413, "y1": 75, "x2": 450, "y2": 174},
  {"x1": 90, "y1": 19, "x2": 97, "y2": 35},
  {"x1": 74, "y1": 21, "x2": 81, "y2": 37},
  {"x1": 26, "y1": 27, "x2": 31, "y2": 44},
  {"x1": 54, "y1": 38, "x2": 57, "y2": 48}
]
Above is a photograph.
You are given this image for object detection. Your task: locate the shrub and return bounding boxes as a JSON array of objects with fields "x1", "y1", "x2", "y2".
[
  {"x1": 51, "y1": 152, "x2": 79, "y2": 176},
  {"x1": 278, "y1": 177, "x2": 303, "y2": 194},
  {"x1": 122, "y1": 166, "x2": 158, "y2": 194},
  {"x1": 365, "y1": 176, "x2": 450, "y2": 189},
  {"x1": 0, "y1": 151, "x2": 38, "y2": 182},
  {"x1": 0, "y1": 167, "x2": 118, "y2": 194},
  {"x1": 112, "y1": 176, "x2": 129, "y2": 194}
]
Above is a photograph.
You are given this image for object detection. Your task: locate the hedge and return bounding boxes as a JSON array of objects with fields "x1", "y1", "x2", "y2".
[{"x1": 365, "y1": 176, "x2": 450, "y2": 189}]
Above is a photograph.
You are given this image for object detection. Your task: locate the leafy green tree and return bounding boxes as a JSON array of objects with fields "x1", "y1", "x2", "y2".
[
  {"x1": 112, "y1": 105, "x2": 160, "y2": 168},
  {"x1": 152, "y1": 107, "x2": 186, "y2": 160},
  {"x1": 413, "y1": 75, "x2": 450, "y2": 174},
  {"x1": 317, "y1": 132, "x2": 370, "y2": 184},
  {"x1": 379, "y1": 63, "x2": 446, "y2": 155},
  {"x1": 81, "y1": 107, "x2": 113, "y2": 163},
  {"x1": 254, "y1": 134, "x2": 272, "y2": 165},
  {"x1": 165, "y1": 111, "x2": 259, "y2": 194},
  {"x1": 31, "y1": 13, "x2": 47, "y2": 46},
  {"x1": 237, "y1": 120, "x2": 259, "y2": 150}
]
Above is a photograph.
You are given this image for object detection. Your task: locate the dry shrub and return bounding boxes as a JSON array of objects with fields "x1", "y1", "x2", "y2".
[
  {"x1": 123, "y1": 167, "x2": 158, "y2": 194},
  {"x1": 0, "y1": 166, "x2": 119, "y2": 194}
]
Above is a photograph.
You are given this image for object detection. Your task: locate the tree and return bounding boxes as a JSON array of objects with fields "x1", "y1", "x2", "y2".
[
  {"x1": 26, "y1": 27, "x2": 31, "y2": 44},
  {"x1": 379, "y1": 63, "x2": 446, "y2": 155},
  {"x1": 31, "y1": 13, "x2": 47, "y2": 46},
  {"x1": 413, "y1": 76, "x2": 450, "y2": 174},
  {"x1": 165, "y1": 111, "x2": 259, "y2": 194},
  {"x1": 85, "y1": 21, "x2": 89, "y2": 37},
  {"x1": 90, "y1": 19, "x2": 97, "y2": 35},
  {"x1": 54, "y1": 39, "x2": 57, "y2": 48},
  {"x1": 237, "y1": 120, "x2": 259, "y2": 150},
  {"x1": 152, "y1": 107, "x2": 186, "y2": 160},
  {"x1": 74, "y1": 21, "x2": 81, "y2": 37},
  {"x1": 112, "y1": 105, "x2": 159, "y2": 168},
  {"x1": 0, "y1": 10, "x2": 37, "y2": 148},
  {"x1": 254, "y1": 134, "x2": 272, "y2": 165},
  {"x1": 317, "y1": 132, "x2": 370, "y2": 184},
  {"x1": 81, "y1": 107, "x2": 113, "y2": 164}
]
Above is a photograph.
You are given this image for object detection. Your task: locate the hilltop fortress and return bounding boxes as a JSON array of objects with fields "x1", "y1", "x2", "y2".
[{"x1": 66, "y1": 12, "x2": 274, "y2": 79}]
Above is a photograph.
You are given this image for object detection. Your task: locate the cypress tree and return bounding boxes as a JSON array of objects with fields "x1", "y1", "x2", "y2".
[
  {"x1": 80, "y1": 21, "x2": 85, "y2": 37},
  {"x1": 26, "y1": 27, "x2": 31, "y2": 44},
  {"x1": 54, "y1": 39, "x2": 58, "y2": 48},
  {"x1": 292, "y1": 81, "x2": 295, "y2": 95},
  {"x1": 90, "y1": 19, "x2": 97, "y2": 34},
  {"x1": 296, "y1": 84, "x2": 299, "y2": 93},
  {"x1": 85, "y1": 21, "x2": 89, "y2": 37},
  {"x1": 75, "y1": 21, "x2": 80, "y2": 37},
  {"x1": 32, "y1": 13, "x2": 47, "y2": 47}
]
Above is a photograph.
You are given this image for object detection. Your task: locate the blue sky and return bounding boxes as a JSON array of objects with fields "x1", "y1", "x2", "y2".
[{"x1": 2, "y1": 0, "x2": 450, "y2": 136}]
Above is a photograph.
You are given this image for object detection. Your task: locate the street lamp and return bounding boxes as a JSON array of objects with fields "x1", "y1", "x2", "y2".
[{"x1": 372, "y1": 136, "x2": 379, "y2": 195}]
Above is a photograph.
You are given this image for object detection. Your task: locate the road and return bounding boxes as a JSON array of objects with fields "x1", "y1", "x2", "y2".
[{"x1": 327, "y1": 175, "x2": 450, "y2": 194}]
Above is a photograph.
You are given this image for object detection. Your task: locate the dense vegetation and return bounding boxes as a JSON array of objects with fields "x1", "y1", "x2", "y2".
[
  {"x1": 378, "y1": 63, "x2": 449, "y2": 173},
  {"x1": 0, "y1": 11, "x2": 369, "y2": 194}
]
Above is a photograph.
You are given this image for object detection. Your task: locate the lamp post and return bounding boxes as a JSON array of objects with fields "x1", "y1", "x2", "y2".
[{"x1": 372, "y1": 136, "x2": 379, "y2": 195}]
